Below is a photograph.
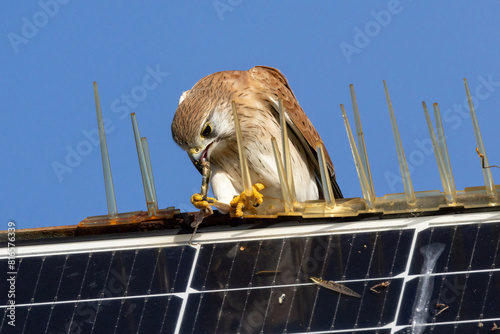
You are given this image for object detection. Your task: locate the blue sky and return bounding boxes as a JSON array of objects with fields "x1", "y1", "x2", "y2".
[{"x1": 2, "y1": 1, "x2": 500, "y2": 229}]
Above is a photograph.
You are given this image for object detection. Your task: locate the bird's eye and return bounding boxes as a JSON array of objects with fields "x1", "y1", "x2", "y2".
[{"x1": 201, "y1": 123, "x2": 212, "y2": 137}]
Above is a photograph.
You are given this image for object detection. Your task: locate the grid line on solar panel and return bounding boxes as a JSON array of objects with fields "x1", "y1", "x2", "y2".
[
  {"x1": 44, "y1": 253, "x2": 68, "y2": 333},
  {"x1": 135, "y1": 248, "x2": 161, "y2": 332},
  {"x1": 325, "y1": 235, "x2": 346, "y2": 330},
  {"x1": 172, "y1": 242, "x2": 204, "y2": 334},
  {"x1": 451, "y1": 224, "x2": 481, "y2": 325},
  {"x1": 187, "y1": 243, "x2": 214, "y2": 334},
  {"x1": 235, "y1": 239, "x2": 264, "y2": 333},
  {"x1": 476, "y1": 226, "x2": 500, "y2": 328},
  {"x1": 309, "y1": 235, "x2": 334, "y2": 331},
  {"x1": 353, "y1": 231, "x2": 381, "y2": 329},
  {"x1": 170, "y1": 244, "x2": 188, "y2": 293},
  {"x1": 0, "y1": 309, "x2": 5, "y2": 333},
  {"x1": 30, "y1": 256, "x2": 44, "y2": 303},
  {"x1": 88, "y1": 250, "x2": 115, "y2": 333},
  {"x1": 16, "y1": 256, "x2": 45, "y2": 334},
  {"x1": 283, "y1": 236, "x2": 312, "y2": 331},
  {"x1": 110, "y1": 248, "x2": 139, "y2": 333},
  {"x1": 0, "y1": 256, "x2": 38, "y2": 305},
  {"x1": 214, "y1": 241, "x2": 239, "y2": 333},
  {"x1": 376, "y1": 230, "x2": 404, "y2": 328},
  {"x1": 259, "y1": 238, "x2": 287, "y2": 333}
]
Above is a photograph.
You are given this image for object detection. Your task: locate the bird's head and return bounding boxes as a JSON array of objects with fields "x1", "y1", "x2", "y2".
[{"x1": 171, "y1": 85, "x2": 235, "y2": 168}]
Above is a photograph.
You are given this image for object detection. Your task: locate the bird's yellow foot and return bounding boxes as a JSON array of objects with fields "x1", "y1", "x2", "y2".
[
  {"x1": 191, "y1": 193, "x2": 217, "y2": 210},
  {"x1": 230, "y1": 183, "x2": 266, "y2": 217}
]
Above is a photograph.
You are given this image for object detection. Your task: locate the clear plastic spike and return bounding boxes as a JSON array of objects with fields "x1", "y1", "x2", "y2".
[
  {"x1": 141, "y1": 137, "x2": 158, "y2": 211},
  {"x1": 278, "y1": 99, "x2": 296, "y2": 203},
  {"x1": 384, "y1": 81, "x2": 416, "y2": 205},
  {"x1": 464, "y1": 78, "x2": 497, "y2": 202},
  {"x1": 93, "y1": 82, "x2": 118, "y2": 219},
  {"x1": 350, "y1": 85, "x2": 375, "y2": 198},
  {"x1": 271, "y1": 137, "x2": 293, "y2": 212},
  {"x1": 231, "y1": 101, "x2": 253, "y2": 198},
  {"x1": 422, "y1": 102, "x2": 455, "y2": 204},
  {"x1": 341, "y1": 104, "x2": 374, "y2": 209},
  {"x1": 433, "y1": 103, "x2": 457, "y2": 203},
  {"x1": 316, "y1": 144, "x2": 336, "y2": 207},
  {"x1": 131, "y1": 113, "x2": 156, "y2": 216}
]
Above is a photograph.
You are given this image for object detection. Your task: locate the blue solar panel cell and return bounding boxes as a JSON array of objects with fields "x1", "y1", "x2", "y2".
[
  {"x1": 150, "y1": 245, "x2": 196, "y2": 294},
  {"x1": 78, "y1": 251, "x2": 114, "y2": 301},
  {"x1": 56, "y1": 253, "x2": 91, "y2": 302},
  {"x1": 4, "y1": 256, "x2": 43, "y2": 305},
  {"x1": 32, "y1": 255, "x2": 68, "y2": 303}
]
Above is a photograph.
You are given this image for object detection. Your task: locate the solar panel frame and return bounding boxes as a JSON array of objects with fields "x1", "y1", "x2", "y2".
[{"x1": 1, "y1": 211, "x2": 500, "y2": 333}]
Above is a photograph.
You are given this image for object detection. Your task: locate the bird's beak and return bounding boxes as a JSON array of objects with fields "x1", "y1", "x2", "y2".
[{"x1": 189, "y1": 142, "x2": 213, "y2": 166}]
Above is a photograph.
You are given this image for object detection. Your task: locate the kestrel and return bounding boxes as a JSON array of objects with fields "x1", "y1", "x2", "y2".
[{"x1": 171, "y1": 66, "x2": 342, "y2": 214}]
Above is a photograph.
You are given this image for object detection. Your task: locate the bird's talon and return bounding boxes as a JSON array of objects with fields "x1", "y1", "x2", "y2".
[
  {"x1": 191, "y1": 193, "x2": 217, "y2": 210},
  {"x1": 230, "y1": 183, "x2": 266, "y2": 216},
  {"x1": 253, "y1": 182, "x2": 265, "y2": 191},
  {"x1": 235, "y1": 201, "x2": 244, "y2": 217}
]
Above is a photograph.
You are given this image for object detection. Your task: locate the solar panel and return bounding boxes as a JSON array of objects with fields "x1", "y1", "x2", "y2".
[{"x1": 1, "y1": 211, "x2": 500, "y2": 333}]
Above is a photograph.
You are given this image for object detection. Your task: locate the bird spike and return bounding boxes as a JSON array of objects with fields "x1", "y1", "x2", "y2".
[
  {"x1": 341, "y1": 104, "x2": 374, "y2": 209},
  {"x1": 141, "y1": 137, "x2": 158, "y2": 211},
  {"x1": 131, "y1": 113, "x2": 156, "y2": 216},
  {"x1": 231, "y1": 101, "x2": 253, "y2": 197},
  {"x1": 383, "y1": 81, "x2": 416, "y2": 205},
  {"x1": 422, "y1": 102, "x2": 455, "y2": 204},
  {"x1": 316, "y1": 143, "x2": 336, "y2": 207},
  {"x1": 350, "y1": 84, "x2": 375, "y2": 199},
  {"x1": 464, "y1": 78, "x2": 497, "y2": 202},
  {"x1": 93, "y1": 82, "x2": 118, "y2": 219},
  {"x1": 278, "y1": 99, "x2": 296, "y2": 203},
  {"x1": 271, "y1": 137, "x2": 293, "y2": 212},
  {"x1": 433, "y1": 103, "x2": 457, "y2": 203}
]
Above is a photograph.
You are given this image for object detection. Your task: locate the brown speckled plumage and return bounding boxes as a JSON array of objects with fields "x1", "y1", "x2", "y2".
[{"x1": 171, "y1": 66, "x2": 342, "y2": 205}]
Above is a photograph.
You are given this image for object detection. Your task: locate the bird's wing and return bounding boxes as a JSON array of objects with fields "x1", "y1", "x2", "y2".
[{"x1": 250, "y1": 66, "x2": 343, "y2": 198}]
